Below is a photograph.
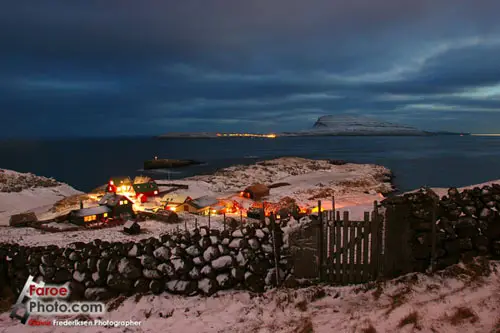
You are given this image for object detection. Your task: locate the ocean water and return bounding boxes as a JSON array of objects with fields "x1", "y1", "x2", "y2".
[{"x1": 0, "y1": 136, "x2": 499, "y2": 193}]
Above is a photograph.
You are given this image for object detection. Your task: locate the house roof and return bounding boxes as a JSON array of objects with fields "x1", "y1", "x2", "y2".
[
  {"x1": 133, "y1": 176, "x2": 155, "y2": 184},
  {"x1": 99, "y1": 193, "x2": 132, "y2": 206},
  {"x1": 244, "y1": 183, "x2": 270, "y2": 196},
  {"x1": 187, "y1": 195, "x2": 219, "y2": 210},
  {"x1": 163, "y1": 193, "x2": 191, "y2": 204},
  {"x1": 110, "y1": 176, "x2": 132, "y2": 185},
  {"x1": 71, "y1": 206, "x2": 111, "y2": 217}
]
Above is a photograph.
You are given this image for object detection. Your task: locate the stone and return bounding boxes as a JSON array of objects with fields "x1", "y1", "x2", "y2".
[
  {"x1": 141, "y1": 255, "x2": 159, "y2": 270},
  {"x1": 216, "y1": 273, "x2": 233, "y2": 289},
  {"x1": 134, "y1": 278, "x2": 150, "y2": 293},
  {"x1": 198, "y1": 278, "x2": 218, "y2": 296},
  {"x1": 143, "y1": 269, "x2": 162, "y2": 279},
  {"x1": 107, "y1": 274, "x2": 133, "y2": 292},
  {"x1": 153, "y1": 246, "x2": 171, "y2": 261},
  {"x1": 203, "y1": 246, "x2": 220, "y2": 262},
  {"x1": 157, "y1": 263, "x2": 175, "y2": 277},
  {"x1": 84, "y1": 287, "x2": 116, "y2": 301},
  {"x1": 186, "y1": 245, "x2": 202, "y2": 257},
  {"x1": 117, "y1": 258, "x2": 142, "y2": 280},
  {"x1": 211, "y1": 255, "x2": 234, "y2": 271},
  {"x1": 149, "y1": 279, "x2": 163, "y2": 294}
]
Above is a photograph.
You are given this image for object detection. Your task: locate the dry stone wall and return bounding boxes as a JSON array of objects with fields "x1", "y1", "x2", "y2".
[
  {"x1": 382, "y1": 184, "x2": 500, "y2": 276},
  {"x1": 0, "y1": 224, "x2": 290, "y2": 301}
]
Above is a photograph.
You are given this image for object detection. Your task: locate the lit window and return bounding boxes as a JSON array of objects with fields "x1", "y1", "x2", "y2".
[{"x1": 103, "y1": 213, "x2": 108, "y2": 218}]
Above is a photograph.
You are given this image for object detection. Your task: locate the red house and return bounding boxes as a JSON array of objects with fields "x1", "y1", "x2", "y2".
[
  {"x1": 107, "y1": 176, "x2": 133, "y2": 194},
  {"x1": 132, "y1": 176, "x2": 160, "y2": 203}
]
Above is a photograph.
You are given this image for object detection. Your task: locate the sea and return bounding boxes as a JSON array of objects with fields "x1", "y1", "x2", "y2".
[{"x1": 0, "y1": 135, "x2": 499, "y2": 194}]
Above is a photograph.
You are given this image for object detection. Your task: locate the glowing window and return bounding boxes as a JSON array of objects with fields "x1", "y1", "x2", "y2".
[{"x1": 103, "y1": 213, "x2": 108, "y2": 218}]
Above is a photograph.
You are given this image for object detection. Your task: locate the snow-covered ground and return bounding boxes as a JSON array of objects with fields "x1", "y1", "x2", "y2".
[
  {"x1": 169, "y1": 157, "x2": 392, "y2": 208},
  {"x1": 0, "y1": 169, "x2": 82, "y2": 226},
  {"x1": 0, "y1": 259, "x2": 498, "y2": 333}
]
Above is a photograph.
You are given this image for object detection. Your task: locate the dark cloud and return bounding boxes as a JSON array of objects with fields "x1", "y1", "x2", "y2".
[{"x1": 1, "y1": 0, "x2": 500, "y2": 137}]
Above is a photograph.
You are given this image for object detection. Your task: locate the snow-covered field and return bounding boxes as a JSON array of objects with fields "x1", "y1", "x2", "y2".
[
  {"x1": 163, "y1": 157, "x2": 392, "y2": 209},
  {"x1": 0, "y1": 259, "x2": 498, "y2": 333},
  {"x1": 0, "y1": 169, "x2": 82, "y2": 226}
]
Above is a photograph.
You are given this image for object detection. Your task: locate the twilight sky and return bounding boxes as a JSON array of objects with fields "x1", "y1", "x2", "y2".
[{"x1": 2, "y1": 0, "x2": 500, "y2": 137}]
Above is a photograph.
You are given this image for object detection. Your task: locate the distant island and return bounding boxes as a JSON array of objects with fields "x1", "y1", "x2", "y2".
[{"x1": 157, "y1": 115, "x2": 470, "y2": 138}]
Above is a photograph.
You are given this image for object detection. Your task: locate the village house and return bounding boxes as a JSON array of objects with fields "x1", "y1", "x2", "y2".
[
  {"x1": 163, "y1": 193, "x2": 192, "y2": 211},
  {"x1": 241, "y1": 183, "x2": 270, "y2": 201},
  {"x1": 98, "y1": 193, "x2": 135, "y2": 219},
  {"x1": 69, "y1": 206, "x2": 111, "y2": 225},
  {"x1": 181, "y1": 195, "x2": 219, "y2": 215},
  {"x1": 107, "y1": 176, "x2": 133, "y2": 194},
  {"x1": 132, "y1": 176, "x2": 159, "y2": 202}
]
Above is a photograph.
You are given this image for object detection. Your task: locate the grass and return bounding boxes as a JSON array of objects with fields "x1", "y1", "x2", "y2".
[
  {"x1": 447, "y1": 306, "x2": 479, "y2": 326},
  {"x1": 398, "y1": 311, "x2": 420, "y2": 329}
]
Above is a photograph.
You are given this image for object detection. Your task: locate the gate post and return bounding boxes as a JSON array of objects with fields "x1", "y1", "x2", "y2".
[{"x1": 317, "y1": 200, "x2": 325, "y2": 282}]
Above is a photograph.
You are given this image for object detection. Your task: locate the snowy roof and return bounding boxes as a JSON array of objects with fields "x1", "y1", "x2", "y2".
[
  {"x1": 99, "y1": 193, "x2": 131, "y2": 206},
  {"x1": 188, "y1": 195, "x2": 219, "y2": 209},
  {"x1": 163, "y1": 193, "x2": 191, "y2": 204},
  {"x1": 71, "y1": 206, "x2": 111, "y2": 217},
  {"x1": 124, "y1": 220, "x2": 139, "y2": 228}
]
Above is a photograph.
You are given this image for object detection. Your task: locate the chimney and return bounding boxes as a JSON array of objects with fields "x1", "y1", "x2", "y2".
[{"x1": 80, "y1": 201, "x2": 84, "y2": 209}]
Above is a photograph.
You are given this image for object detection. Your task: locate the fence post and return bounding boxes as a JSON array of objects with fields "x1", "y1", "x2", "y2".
[
  {"x1": 240, "y1": 210, "x2": 243, "y2": 224},
  {"x1": 270, "y1": 212, "x2": 281, "y2": 286},
  {"x1": 208, "y1": 208, "x2": 211, "y2": 232},
  {"x1": 195, "y1": 218, "x2": 198, "y2": 229},
  {"x1": 223, "y1": 211, "x2": 226, "y2": 231},
  {"x1": 318, "y1": 200, "x2": 325, "y2": 282}
]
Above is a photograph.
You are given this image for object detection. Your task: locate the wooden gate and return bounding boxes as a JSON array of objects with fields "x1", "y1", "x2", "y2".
[{"x1": 323, "y1": 205, "x2": 383, "y2": 284}]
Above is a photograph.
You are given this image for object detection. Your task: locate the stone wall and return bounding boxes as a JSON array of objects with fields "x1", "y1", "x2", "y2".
[
  {"x1": 382, "y1": 184, "x2": 500, "y2": 276},
  {"x1": 0, "y1": 224, "x2": 290, "y2": 301}
]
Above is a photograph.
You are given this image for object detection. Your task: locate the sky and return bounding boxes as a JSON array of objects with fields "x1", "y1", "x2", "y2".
[{"x1": 2, "y1": 0, "x2": 500, "y2": 137}]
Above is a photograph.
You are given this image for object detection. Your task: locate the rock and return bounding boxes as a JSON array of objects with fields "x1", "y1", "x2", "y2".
[
  {"x1": 261, "y1": 244, "x2": 274, "y2": 254},
  {"x1": 149, "y1": 280, "x2": 163, "y2": 294},
  {"x1": 117, "y1": 258, "x2": 142, "y2": 280},
  {"x1": 283, "y1": 275, "x2": 299, "y2": 288},
  {"x1": 186, "y1": 245, "x2": 202, "y2": 257},
  {"x1": 41, "y1": 254, "x2": 56, "y2": 266},
  {"x1": 458, "y1": 238, "x2": 473, "y2": 251},
  {"x1": 230, "y1": 267, "x2": 245, "y2": 281},
  {"x1": 97, "y1": 258, "x2": 109, "y2": 273},
  {"x1": 143, "y1": 269, "x2": 162, "y2": 279},
  {"x1": 188, "y1": 267, "x2": 201, "y2": 280},
  {"x1": 232, "y1": 230, "x2": 244, "y2": 238},
  {"x1": 153, "y1": 246, "x2": 171, "y2": 261},
  {"x1": 91, "y1": 272, "x2": 106, "y2": 286},
  {"x1": 84, "y1": 287, "x2": 116, "y2": 301},
  {"x1": 157, "y1": 263, "x2": 175, "y2": 277},
  {"x1": 39, "y1": 264, "x2": 55, "y2": 278},
  {"x1": 209, "y1": 236, "x2": 220, "y2": 245},
  {"x1": 107, "y1": 257, "x2": 121, "y2": 273},
  {"x1": 107, "y1": 274, "x2": 133, "y2": 292},
  {"x1": 198, "y1": 278, "x2": 218, "y2": 295},
  {"x1": 199, "y1": 237, "x2": 211, "y2": 250},
  {"x1": 73, "y1": 271, "x2": 88, "y2": 283},
  {"x1": 229, "y1": 238, "x2": 247, "y2": 249},
  {"x1": 192, "y1": 256, "x2": 205, "y2": 266},
  {"x1": 141, "y1": 255, "x2": 159, "y2": 270},
  {"x1": 265, "y1": 268, "x2": 285, "y2": 286},
  {"x1": 74, "y1": 261, "x2": 88, "y2": 272},
  {"x1": 134, "y1": 278, "x2": 150, "y2": 293},
  {"x1": 171, "y1": 258, "x2": 192, "y2": 275},
  {"x1": 171, "y1": 247, "x2": 185, "y2": 258},
  {"x1": 211, "y1": 255, "x2": 234, "y2": 271},
  {"x1": 248, "y1": 238, "x2": 260, "y2": 250},
  {"x1": 201, "y1": 265, "x2": 215, "y2": 279},
  {"x1": 203, "y1": 246, "x2": 220, "y2": 262},
  {"x1": 127, "y1": 244, "x2": 142, "y2": 257},
  {"x1": 216, "y1": 273, "x2": 233, "y2": 289}
]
